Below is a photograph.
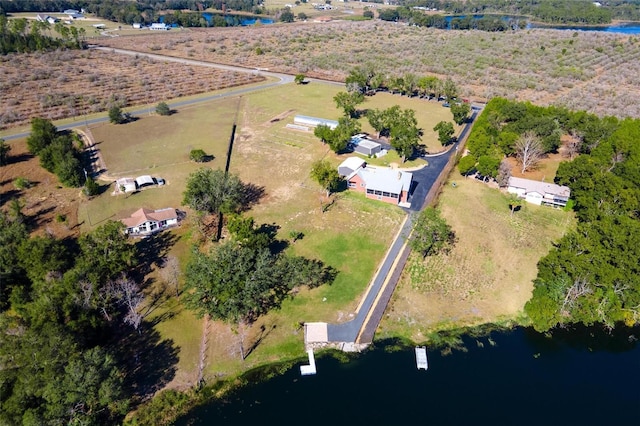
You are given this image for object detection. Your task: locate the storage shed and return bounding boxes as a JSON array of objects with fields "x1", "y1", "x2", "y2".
[
  {"x1": 294, "y1": 115, "x2": 339, "y2": 130},
  {"x1": 351, "y1": 135, "x2": 381, "y2": 156}
]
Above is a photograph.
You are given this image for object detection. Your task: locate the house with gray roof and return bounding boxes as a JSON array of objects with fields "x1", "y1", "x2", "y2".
[
  {"x1": 346, "y1": 165, "x2": 412, "y2": 206},
  {"x1": 507, "y1": 176, "x2": 570, "y2": 208}
]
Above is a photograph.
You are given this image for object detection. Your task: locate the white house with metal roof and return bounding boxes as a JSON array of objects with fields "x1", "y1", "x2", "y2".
[
  {"x1": 346, "y1": 165, "x2": 412, "y2": 206},
  {"x1": 507, "y1": 176, "x2": 570, "y2": 207},
  {"x1": 121, "y1": 208, "x2": 178, "y2": 236}
]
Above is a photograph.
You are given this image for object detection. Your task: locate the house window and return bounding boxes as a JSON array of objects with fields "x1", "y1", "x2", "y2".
[
  {"x1": 360, "y1": 183, "x2": 365, "y2": 187},
  {"x1": 366, "y1": 189, "x2": 374, "y2": 194},
  {"x1": 382, "y1": 192, "x2": 390, "y2": 197},
  {"x1": 374, "y1": 190, "x2": 382, "y2": 196},
  {"x1": 160, "y1": 220, "x2": 167, "y2": 227},
  {"x1": 348, "y1": 182, "x2": 356, "y2": 188}
]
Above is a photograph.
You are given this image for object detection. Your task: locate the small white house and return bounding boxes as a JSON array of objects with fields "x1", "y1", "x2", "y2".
[
  {"x1": 133, "y1": 23, "x2": 143, "y2": 29},
  {"x1": 150, "y1": 23, "x2": 169, "y2": 30},
  {"x1": 507, "y1": 176, "x2": 570, "y2": 208},
  {"x1": 121, "y1": 208, "x2": 179, "y2": 236}
]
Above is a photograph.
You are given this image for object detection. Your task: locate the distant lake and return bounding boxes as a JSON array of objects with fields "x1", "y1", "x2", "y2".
[
  {"x1": 177, "y1": 326, "x2": 640, "y2": 425},
  {"x1": 202, "y1": 12, "x2": 273, "y2": 26},
  {"x1": 445, "y1": 14, "x2": 640, "y2": 34}
]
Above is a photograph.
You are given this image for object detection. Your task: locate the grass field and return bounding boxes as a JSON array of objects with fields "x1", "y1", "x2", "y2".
[
  {"x1": 378, "y1": 176, "x2": 576, "y2": 343},
  {"x1": 79, "y1": 80, "x2": 413, "y2": 387}
]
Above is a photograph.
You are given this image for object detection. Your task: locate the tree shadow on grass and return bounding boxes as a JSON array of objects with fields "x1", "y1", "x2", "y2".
[
  {"x1": 134, "y1": 231, "x2": 181, "y2": 279},
  {"x1": 117, "y1": 323, "x2": 179, "y2": 400},
  {"x1": 240, "y1": 182, "x2": 266, "y2": 211}
]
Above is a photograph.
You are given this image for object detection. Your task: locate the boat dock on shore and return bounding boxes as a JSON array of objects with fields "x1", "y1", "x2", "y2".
[{"x1": 415, "y1": 346, "x2": 428, "y2": 370}]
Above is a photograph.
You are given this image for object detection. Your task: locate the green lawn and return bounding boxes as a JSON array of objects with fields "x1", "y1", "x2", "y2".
[{"x1": 80, "y1": 80, "x2": 410, "y2": 383}]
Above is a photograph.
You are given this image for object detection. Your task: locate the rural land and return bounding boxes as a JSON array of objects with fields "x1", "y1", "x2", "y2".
[{"x1": 1, "y1": 0, "x2": 639, "y2": 425}]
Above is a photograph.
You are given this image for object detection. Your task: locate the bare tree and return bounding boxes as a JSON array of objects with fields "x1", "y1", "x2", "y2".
[
  {"x1": 565, "y1": 130, "x2": 583, "y2": 160},
  {"x1": 514, "y1": 132, "x2": 544, "y2": 174},
  {"x1": 159, "y1": 255, "x2": 181, "y2": 297},
  {"x1": 560, "y1": 277, "x2": 592, "y2": 317},
  {"x1": 117, "y1": 276, "x2": 144, "y2": 330},
  {"x1": 496, "y1": 159, "x2": 512, "y2": 187}
]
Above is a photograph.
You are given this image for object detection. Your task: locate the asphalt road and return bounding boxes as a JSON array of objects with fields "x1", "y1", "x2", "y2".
[{"x1": 1, "y1": 46, "x2": 298, "y2": 141}]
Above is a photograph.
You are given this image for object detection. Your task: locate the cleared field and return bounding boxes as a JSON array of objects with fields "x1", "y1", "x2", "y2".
[
  {"x1": 79, "y1": 81, "x2": 408, "y2": 385},
  {"x1": 378, "y1": 176, "x2": 575, "y2": 343},
  {"x1": 0, "y1": 48, "x2": 264, "y2": 130},
  {"x1": 99, "y1": 20, "x2": 640, "y2": 118}
]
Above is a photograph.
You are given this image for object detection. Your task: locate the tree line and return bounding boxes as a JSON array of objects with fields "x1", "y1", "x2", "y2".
[
  {"x1": 379, "y1": 7, "x2": 525, "y2": 31},
  {"x1": 460, "y1": 97, "x2": 614, "y2": 182},
  {"x1": 525, "y1": 117, "x2": 640, "y2": 331},
  {"x1": 0, "y1": 15, "x2": 84, "y2": 54},
  {"x1": 403, "y1": 0, "x2": 618, "y2": 25}
]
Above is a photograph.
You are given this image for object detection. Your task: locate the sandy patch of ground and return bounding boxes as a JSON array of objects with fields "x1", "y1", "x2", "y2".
[{"x1": 1, "y1": 138, "x2": 81, "y2": 239}]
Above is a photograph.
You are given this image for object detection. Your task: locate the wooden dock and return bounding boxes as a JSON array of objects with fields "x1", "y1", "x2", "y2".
[
  {"x1": 415, "y1": 346, "x2": 428, "y2": 370},
  {"x1": 300, "y1": 349, "x2": 317, "y2": 376}
]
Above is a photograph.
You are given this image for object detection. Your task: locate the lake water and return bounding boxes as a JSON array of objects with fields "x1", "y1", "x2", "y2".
[
  {"x1": 177, "y1": 326, "x2": 640, "y2": 425},
  {"x1": 201, "y1": 12, "x2": 273, "y2": 26},
  {"x1": 444, "y1": 14, "x2": 640, "y2": 34}
]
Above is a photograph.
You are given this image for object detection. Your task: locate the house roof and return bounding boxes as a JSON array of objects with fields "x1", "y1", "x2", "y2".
[
  {"x1": 508, "y1": 177, "x2": 570, "y2": 198},
  {"x1": 121, "y1": 208, "x2": 177, "y2": 228},
  {"x1": 338, "y1": 157, "x2": 366, "y2": 172},
  {"x1": 294, "y1": 115, "x2": 339, "y2": 129},
  {"x1": 355, "y1": 139, "x2": 380, "y2": 150},
  {"x1": 351, "y1": 166, "x2": 412, "y2": 194}
]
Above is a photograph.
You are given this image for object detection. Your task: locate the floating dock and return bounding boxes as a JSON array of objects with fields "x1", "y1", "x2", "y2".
[
  {"x1": 415, "y1": 346, "x2": 428, "y2": 370},
  {"x1": 300, "y1": 349, "x2": 317, "y2": 376}
]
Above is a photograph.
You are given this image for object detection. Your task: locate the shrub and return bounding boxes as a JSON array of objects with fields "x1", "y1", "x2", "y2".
[
  {"x1": 14, "y1": 177, "x2": 32, "y2": 190},
  {"x1": 109, "y1": 105, "x2": 126, "y2": 124},
  {"x1": 189, "y1": 149, "x2": 209, "y2": 162},
  {"x1": 156, "y1": 102, "x2": 171, "y2": 116}
]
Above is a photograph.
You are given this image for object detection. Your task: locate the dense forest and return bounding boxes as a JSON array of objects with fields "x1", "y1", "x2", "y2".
[
  {"x1": 0, "y1": 215, "x2": 168, "y2": 425},
  {"x1": 464, "y1": 98, "x2": 640, "y2": 331},
  {"x1": 405, "y1": 0, "x2": 640, "y2": 24}
]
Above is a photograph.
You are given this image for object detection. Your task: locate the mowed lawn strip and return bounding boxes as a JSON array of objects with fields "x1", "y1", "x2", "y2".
[{"x1": 379, "y1": 177, "x2": 575, "y2": 343}]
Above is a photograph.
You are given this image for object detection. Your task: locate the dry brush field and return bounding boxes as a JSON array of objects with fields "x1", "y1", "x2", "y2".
[
  {"x1": 0, "y1": 48, "x2": 265, "y2": 130},
  {"x1": 99, "y1": 21, "x2": 640, "y2": 118}
]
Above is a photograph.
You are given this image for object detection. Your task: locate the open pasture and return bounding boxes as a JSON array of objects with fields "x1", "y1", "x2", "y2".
[{"x1": 379, "y1": 177, "x2": 575, "y2": 342}]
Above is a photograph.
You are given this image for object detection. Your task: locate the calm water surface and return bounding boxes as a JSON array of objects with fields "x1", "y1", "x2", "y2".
[{"x1": 178, "y1": 326, "x2": 640, "y2": 426}]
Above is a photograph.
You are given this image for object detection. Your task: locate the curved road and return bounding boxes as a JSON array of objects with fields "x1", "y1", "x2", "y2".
[{"x1": 1, "y1": 46, "x2": 298, "y2": 141}]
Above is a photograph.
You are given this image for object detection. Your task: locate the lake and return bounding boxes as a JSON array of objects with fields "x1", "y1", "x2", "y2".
[
  {"x1": 444, "y1": 15, "x2": 640, "y2": 34},
  {"x1": 177, "y1": 326, "x2": 640, "y2": 425}
]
